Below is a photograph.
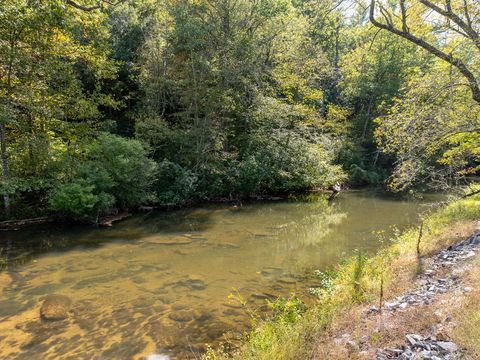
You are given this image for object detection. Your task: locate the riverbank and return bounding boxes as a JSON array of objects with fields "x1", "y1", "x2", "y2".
[
  {"x1": 0, "y1": 188, "x2": 343, "y2": 230},
  {"x1": 205, "y1": 187, "x2": 480, "y2": 360}
]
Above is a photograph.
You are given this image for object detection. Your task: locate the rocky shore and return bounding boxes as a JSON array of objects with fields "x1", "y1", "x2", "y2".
[
  {"x1": 328, "y1": 229, "x2": 480, "y2": 360},
  {"x1": 373, "y1": 231, "x2": 480, "y2": 360}
]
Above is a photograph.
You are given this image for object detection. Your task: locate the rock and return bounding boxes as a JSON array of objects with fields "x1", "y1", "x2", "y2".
[
  {"x1": 250, "y1": 292, "x2": 276, "y2": 300},
  {"x1": 463, "y1": 286, "x2": 473, "y2": 292},
  {"x1": 146, "y1": 354, "x2": 170, "y2": 360},
  {"x1": 223, "y1": 302, "x2": 243, "y2": 309},
  {"x1": 465, "y1": 251, "x2": 476, "y2": 259},
  {"x1": 40, "y1": 294, "x2": 72, "y2": 320},
  {"x1": 168, "y1": 310, "x2": 193, "y2": 322},
  {"x1": 146, "y1": 236, "x2": 193, "y2": 245},
  {"x1": 277, "y1": 277, "x2": 297, "y2": 284},
  {"x1": 437, "y1": 341, "x2": 458, "y2": 353},
  {"x1": 346, "y1": 340, "x2": 359, "y2": 352},
  {"x1": 385, "y1": 301, "x2": 398, "y2": 309},
  {"x1": 359, "y1": 335, "x2": 368, "y2": 345},
  {"x1": 171, "y1": 276, "x2": 207, "y2": 291},
  {"x1": 406, "y1": 334, "x2": 422, "y2": 347},
  {"x1": 469, "y1": 233, "x2": 480, "y2": 244},
  {"x1": 216, "y1": 242, "x2": 240, "y2": 249},
  {"x1": 183, "y1": 277, "x2": 207, "y2": 291},
  {"x1": 191, "y1": 309, "x2": 212, "y2": 321}
]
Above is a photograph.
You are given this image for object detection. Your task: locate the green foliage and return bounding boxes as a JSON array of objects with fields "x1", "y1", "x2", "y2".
[
  {"x1": 0, "y1": 0, "x2": 117, "y2": 219},
  {"x1": 1, "y1": 0, "x2": 477, "y2": 221},
  {"x1": 352, "y1": 251, "x2": 367, "y2": 301},
  {"x1": 155, "y1": 160, "x2": 197, "y2": 206},
  {"x1": 47, "y1": 133, "x2": 156, "y2": 219},
  {"x1": 49, "y1": 180, "x2": 114, "y2": 219},
  {"x1": 309, "y1": 269, "x2": 336, "y2": 296},
  {"x1": 135, "y1": 0, "x2": 347, "y2": 203},
  {"x1": 338, "y1": 24, "x2": 430, "y2": 184},
  {"x1": 86, "y1": 133, "x2": 157, "y2": 208},
  {"x1": 375, "y1": 66, "x2": 480, "y2": 191},
  {"x1": 267, "y1": 295, "x2": 307, "y2": 324}
]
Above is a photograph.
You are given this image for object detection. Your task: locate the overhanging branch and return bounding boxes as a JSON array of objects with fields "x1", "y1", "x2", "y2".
[{"x1": 369, "y1": 0, "x2": 480, "y2": 104}]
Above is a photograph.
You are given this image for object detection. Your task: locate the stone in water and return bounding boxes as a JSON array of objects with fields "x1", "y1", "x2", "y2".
[{"x1": 40, "y1": 294, "x2": 71, "y2": 320}]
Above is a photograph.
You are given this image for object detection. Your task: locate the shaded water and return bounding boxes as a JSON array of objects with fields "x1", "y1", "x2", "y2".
[{"x1": 0, "y1": 191, "x2": 440, "y2": 359}]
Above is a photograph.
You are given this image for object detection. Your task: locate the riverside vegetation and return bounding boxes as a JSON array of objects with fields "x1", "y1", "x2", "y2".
[
  {"x1": 1, "y1": 0, "x2": 479, "y2": 222},
  {"x1": 204, "y1": 187, "x2": 480, "y2": 359}
]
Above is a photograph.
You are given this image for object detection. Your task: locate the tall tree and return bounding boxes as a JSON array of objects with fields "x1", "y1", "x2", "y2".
[{"x1": 0, "y1": 0, "x2": 115, "y2": 218}]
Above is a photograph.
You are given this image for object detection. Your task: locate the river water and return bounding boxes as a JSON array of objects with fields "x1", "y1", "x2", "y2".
[{"x1": 0, "y1": 191, "x2": 439, "y2": 359}]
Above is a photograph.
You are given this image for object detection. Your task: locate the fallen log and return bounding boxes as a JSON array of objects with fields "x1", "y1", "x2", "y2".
[
  {"x1": 98, "y1": 212, "x2": 131, "y2": 227},
  {"x1": 0, "y1": 216, "x2": 55, "y2": 230}
]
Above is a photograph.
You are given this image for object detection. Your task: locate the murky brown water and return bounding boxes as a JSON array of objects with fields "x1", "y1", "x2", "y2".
[{"x1": 0, "y1": 191, "x2": 440, "y2": 359}]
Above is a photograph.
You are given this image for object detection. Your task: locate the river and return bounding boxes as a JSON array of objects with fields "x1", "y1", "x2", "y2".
[{"x1": 0, "y1": 191, "x2": 440, "y2": 359}]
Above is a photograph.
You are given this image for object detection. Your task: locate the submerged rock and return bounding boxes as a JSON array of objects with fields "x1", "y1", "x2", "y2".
[
  {"x1": 144, "y1": 235, "x2": 194, "y2": 245},
  {"x1": 173, "y1": 276, "x2": 207, "y2": 291},
  {"x1": 40, "y1": 294, "x2": 71, "y2": 320},
  {"x1": 168, "y1": 310, "x2": 193, "y2": 322}
]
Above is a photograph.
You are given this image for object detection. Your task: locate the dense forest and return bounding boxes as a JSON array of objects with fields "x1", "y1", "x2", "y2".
[{"x1": 1, "y1": 0, "x2": 479, "y2": 222}]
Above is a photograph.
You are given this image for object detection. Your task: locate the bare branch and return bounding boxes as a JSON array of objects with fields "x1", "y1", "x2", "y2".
[
  {"x1": 65, "y1": 0, "x2": 124, "y2": 12},
  {"x1": 463, "y1": 0, "x2": 473, "y2": 28},
  {"x1": 419, "y1": 0, "x2": 480, "y2": 51}
]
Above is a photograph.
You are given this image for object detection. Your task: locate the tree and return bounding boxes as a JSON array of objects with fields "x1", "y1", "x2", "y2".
[
  {"x1": 369, "y1": 0, "x2": 480, "y2": 104},
  {"x1": 368, "y1": 0, "x2": 480, "y2": 190},
  {"x1": 65, "y1": 0, "x2": 124, "y2": 12},
  {"x1": 137, "y1": 0, "x2": 347, "y2": 199},
  {"x1": 375, "y1": 62, "x2": 480, "y2": 191},
  {"x1": 0, "y1": 0, "x2": 115, "y2": 219}
]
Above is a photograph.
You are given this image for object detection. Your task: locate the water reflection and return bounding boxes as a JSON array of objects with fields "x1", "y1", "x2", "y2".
[{"x1": 0, "y1": 191, "x2": 439, "y2": 359}]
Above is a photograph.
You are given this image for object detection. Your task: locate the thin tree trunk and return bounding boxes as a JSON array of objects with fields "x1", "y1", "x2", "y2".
[
  {"x1": 331, "y1": 21, "x2": 341, "y2": 102},
  {"x1": 0, "y1": 123, "x2": 10, "y2": 217}
]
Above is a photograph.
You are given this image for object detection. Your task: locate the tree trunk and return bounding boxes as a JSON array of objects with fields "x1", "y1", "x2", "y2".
[{"x1": 0, "y1": 123, "x2": 10, "y2": 217}]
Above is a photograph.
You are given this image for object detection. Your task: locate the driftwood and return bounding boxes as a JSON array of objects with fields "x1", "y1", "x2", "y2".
[
  {"x1": 98, "y1": 212, "x2": 131, "y2": 227},
  {"x1": 0, "y1": 216, "x2": 55, "y2": 230}
]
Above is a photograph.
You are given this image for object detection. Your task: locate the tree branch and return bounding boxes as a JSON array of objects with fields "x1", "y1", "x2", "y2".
[
  {"x1": 419, "y1": 0, "x2": 480, "y2": 52},
  {"x1": 369, "y1": 0, "x2": 480, "y2": 104},
  {"x1": 65, "y1": 0, "x2": 124, "y2": 11},
  {"x1": 399, "y1": 0, "x2": 409, "y2": 33}
]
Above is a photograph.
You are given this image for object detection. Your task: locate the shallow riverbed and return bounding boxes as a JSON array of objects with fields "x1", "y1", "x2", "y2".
[{"x1": 0, "y1": 191, "x2": 441, "y2": 359}]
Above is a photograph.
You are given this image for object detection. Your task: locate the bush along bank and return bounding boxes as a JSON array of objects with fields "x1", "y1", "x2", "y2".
[{"x1": 203, "y1": 186, "x2": 480, "y2": 360}]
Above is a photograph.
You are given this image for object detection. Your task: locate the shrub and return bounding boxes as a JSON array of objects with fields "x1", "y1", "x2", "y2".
[
  {"x1": 155, "y1": 160, "x2": 197, "y2": 205},
  {"x1": 86, "y1": 132, "x2": 157, "y2": 208},
  {"x1": 49, "y1": 180, "x2": 114, "y2": 218},
  {"x1": 237, "y1": 131, "x2": 346, "y2": 194},
  {"x1": 48, "y1": 132, "x2": 157, "y2": 219}
]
